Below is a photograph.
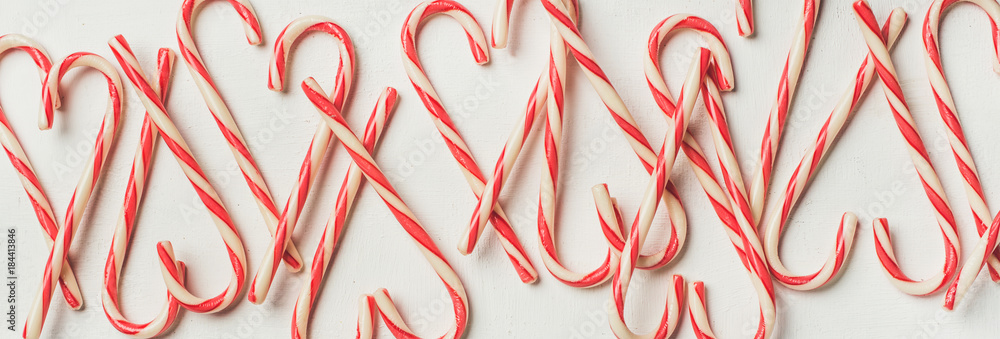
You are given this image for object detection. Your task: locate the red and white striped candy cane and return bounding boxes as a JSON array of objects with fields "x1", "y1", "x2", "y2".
[
  {"x1": 736, "y1": 0, "x2": 754, "y2": 37},
  {"x1": 101, "y1": 43, "x2": 188, "y2": 338},
  {"x1": 760, "y1": 9, "x2": 906, "y2": 290},
  {"x1": 922, "y1": 0, "x2": 1000, "y2": 309},
  {"x1": 0, "y1": 34, "x2": 84, "y2": 309},
  {"x1": 643, "y1": 15, "x2": 754, "y2": 266},
  {"x1": 291, "y1": 88, "x2": 396, "y2": 339},
  {"x1": 402, "y1": 0, "x2": 536, "y2": 283},
  {"x1": 177, "y1": 0, "x2": 307, "y2": 271},
  {"x1": 639, "y1": 10, "x2": 774, "y2": 338},
  {"x1": 110, "y1": 35, "x2": 247, "y2": 315},
  {"x1": 249, "y1": 15, "x2": 356, "y2": 304},
  {"x1": 852, "y1": 2, "x2": 961, "y2": 296},
  {"x1": 536, "y1": 0, "x2": 627, "y2": 286},
  {"x1": 24, "y1": 52, "x2": 124, "y2": 339},
  {"x1": 749, "y1": 0, "x2": 820, "y2": 223},
  {"x1": 302, "y1": 78, "x2": 468, "y2": 338},
  {"x1": 606, "y1": 49, "x2": 711, "y2": 339},
  {"x1": 491, "y1": 0, "x2": 515, "y2": 48},
  {"x1": 687, "y1": 281, "x2": 717, "y2": 339}
]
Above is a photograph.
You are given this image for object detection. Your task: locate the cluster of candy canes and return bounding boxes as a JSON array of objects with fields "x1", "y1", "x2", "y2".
[
  {"x1": 110, "y1": 36, "x2": 248, "y2": 323},
  {"x1": 0, "y1": 34, "x2": 84, "y2": 311},
  {"x1": 23, "y1": 52, "x2": 124, "y2": 339},
  {"x1": 110, "y1": 33, "x2": 249, "y2": 322},
  {"x1": 303, "y1": 78, "x2": 469, "y2": 339},
  {"x1": 923, "y1": 0, "x2": 1000, "y2": 310},
  {"x1": 177, "y1": 0, "x2": 307, "y2": 282},
  {"x1": 250, "y1": 15, "x2": 356, "y2": 304},
  {"x1": 101, "y1": 44, "x2": 186, "y2": 338},
  {"x1": 401, "y1": 0, "x2": 537, "y2": 283}
]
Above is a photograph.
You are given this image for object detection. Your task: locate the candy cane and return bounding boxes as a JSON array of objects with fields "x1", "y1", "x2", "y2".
[
  {"x1": 491, "y1": 0, "x2": 515, "y2": 48},
  {"x1": 760, "y1": 10, "x2": 906, "y2": 290},
  {"x1": 101, "y1": 44, "x2": 188, "y2": 338},
  {"x1": 24, "y1": 52, "x2": 124, "y2": 339},
  {"x1": 643, "y1": 14, "x2": 752, "y2": 266},
  {"x1": 921, "y1": 0, "x2": 1000, "y2": 309},
  {"x1": 606, "y1": 49, "x2": 711, "y2": 339},
  {"x1": 249, "y1": 15, "x2": 356, "y2": 304},
  {"x1": 851, "y1": 3, "x2": 961, "y2": 296},
  {"x1": 302, "y1": 78, "x2": 468, "y2": 338},
  {"x1": 749, "y1": 0, "x2": 820, "y2": 223},
  {"x1": 401, "y1": 0, "x2": 536, "y2": 283},
  {"x1": 0, "y1": 34, "x2": 84, "y2": 309},
  {"x1": 110, "y1": 35, "x2": 247, "y2": 314},
  {"x1": 177, "y1": 0, "x2": 306, "y2": 271},
  {"x1": 641, "y1": 12, "x2": 775, "y2": 338},
  {"x1": 736, "y1": 0, "x2": 754, "y2": 37},
  {"x1": 687, "y1": 281, "x2": 717, "y2": 339},
  {"x1": 534, "y1": 0, "x2": 622, "y2": 286},
  {"x1": 292, "y1": 88, "x2": 396, "y2": 339}
]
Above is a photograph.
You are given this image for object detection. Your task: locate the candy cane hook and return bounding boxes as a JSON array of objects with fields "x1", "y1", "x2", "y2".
[
  {"x1": 292, "y1": 88, "x2": 396, "y2": 339},
  {"x1": 303, "y1": 78, "x2": 468, "y2": 339},
  {"x1": 177, "y1": 0, "x2": 306, "y2": 271},
  {"x1": 760, "y1": 9, "x2": 907, "y2": 291},
  {"x1": 921, "y1": 0, "x2": 1000, "y2": 309},
  {"x1": 402, "y1": 0, "x2": 536, "y2": 283},
  {"x1": 749, "y1": 0, "x2": 821, "y2": 223},
  {"x1": 851, "y1": 3, "x2": 962, "y2": 297},
  {"x1": 605, "y1": 49, "x2": 712, "y2": 339},
  {"x1": 249, "y1": 15, "x2": 356, "y2": 304},
  {"x1": 24, "y1": 52, "x2": 124, "y2": 339},
  {"x1": 110, "y1": 36, "x2": 247, "y2": 315},
  {"x1": 0, "y1": 34, "x2": 84, "y2": 309},
  {"x1": 100, "y1": 44, "x2": 188, "y2": 338}
]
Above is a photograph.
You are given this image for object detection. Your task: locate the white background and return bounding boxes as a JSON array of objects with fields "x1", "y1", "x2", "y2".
[{"x1": 1, "y1": 0, "x2": 999, "y2": 338}]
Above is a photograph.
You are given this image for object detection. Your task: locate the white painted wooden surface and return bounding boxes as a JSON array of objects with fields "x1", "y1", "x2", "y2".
[{"x1": 1, "y1": 0, "x2": 999, "y2": 338}]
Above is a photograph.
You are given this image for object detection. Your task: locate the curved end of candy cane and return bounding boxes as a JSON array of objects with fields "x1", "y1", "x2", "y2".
[{"x1": 872, "y1": 218, "x2": 954, "y2": 296}]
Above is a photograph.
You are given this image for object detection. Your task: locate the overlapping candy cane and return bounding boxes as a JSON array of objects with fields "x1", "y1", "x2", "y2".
[
  {"x1": 177, "y1": 0, "x2": 306, "y2": 271},
  {"x1": 401, "y1": 0, "x2": 536, "y2": 283},
  {"x1": 458, "y1": 0, "x2": 568, "y2": 274},
  {"x1": 491, "y1": 0, "x2": 515, "y2": 48},
  {"x1": 851, "y1": 3, "x2": 961, "y2": 296},
  {"x1": 642, "y1": 16, "x2": 773, "y2": 336},
  {"x1": 292, "y1": 88, "x2": 396, "y2": 339},
  {"x1": 736, "y1": 0, "x2": 754, "y2": 37},
  {"x1": 749, "y1": 0, "x2": 820, "y2": 223},
  {"x1": 249, "y1": 15, "x2": 356, "y2": 304},
  {"x1": 101, "y1": 43, "x2": 187, "y2": 338},
  {"x1": 760, "y1": 10, "x2": 906, "y2": 291},
  {"x1": 605, "y1": 49, "x2": 712, "y2": 339},
  {"x1": 24, "y1": 52, "x2": 124, "y2": 339},
  {"x1": 110, "y1": 35, "x2": 247, "y2": 314},
  {"x1": 0, "y1": 34, "x2": 84, "y2": 309},
  {"x1": 302, "y1": 78, "x2": 468, "y2": 339},
  {"x1": 921, "y1": 0, "x2": 1000, "y2": 309},
  {"x1": 643, "y1": 15, "x2": 754, "y2": 266}
]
